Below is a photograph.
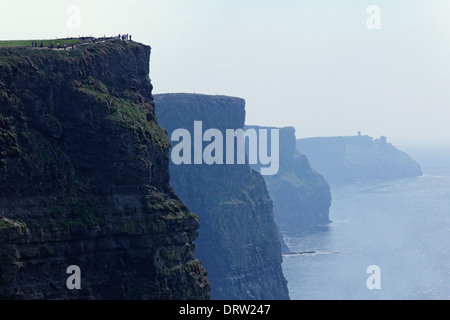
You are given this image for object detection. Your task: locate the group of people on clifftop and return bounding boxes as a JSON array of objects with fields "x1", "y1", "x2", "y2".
[
  {"x1": 31, "y1": 41, "x2": 44, "y2": 49},
  {"x1": 30, "y1": 34, "x2": 132, "y2": 51},
  {"x1": 115, "y1": 34, "x2": 132, "y2": 41}
]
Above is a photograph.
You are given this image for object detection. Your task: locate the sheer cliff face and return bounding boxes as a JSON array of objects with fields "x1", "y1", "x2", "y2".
[
  {"x1": 297, "y1": 136, "x2": 423, "y2": 183},
  {"x1": 0, "y1": 42, "x2": 209, "y2": 299},
  {"x1": 154, "y1": 93, "x2": 290, "y2": 300},
  {"x1": 246, "y1": 126, "x2": 331, "y2": 232}
]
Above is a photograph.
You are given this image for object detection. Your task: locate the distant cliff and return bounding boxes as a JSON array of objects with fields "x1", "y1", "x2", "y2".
[
  {"x1": 155, "y1": 93, "x2": 289, "y2": 300},
  {"x1": 246, "y1": 126, "x2": 331, "y2": 232},
  {"x1": 297, "y1": 135, "x2": 423, "y2": 183},
  {"x1": 0, "y1": 41, "x2": 209, "y2": 299}
]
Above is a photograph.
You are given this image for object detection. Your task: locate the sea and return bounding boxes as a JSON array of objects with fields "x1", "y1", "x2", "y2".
[{"x1": 282, "y1": 165, "x2": 450, "y2": 300}]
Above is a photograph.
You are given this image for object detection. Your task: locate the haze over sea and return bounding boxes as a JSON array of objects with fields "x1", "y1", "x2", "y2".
[{"x1": 282, "y1": 159, "x2": 450, "y2": 300}]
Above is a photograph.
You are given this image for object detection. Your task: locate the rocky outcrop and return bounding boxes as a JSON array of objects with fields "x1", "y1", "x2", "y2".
[
  {"x1": 246, "y1": 126, "x2": 331, "y2": 232},
  {"x1": 297, "y1": 135, "x2": 423, "y2": 183},
  {"x1": 0, "y1": 41, "x2": 209, "y2": 299},
  {"x1": 154, "y1": 93, "x2": 289, "y2": 300}
]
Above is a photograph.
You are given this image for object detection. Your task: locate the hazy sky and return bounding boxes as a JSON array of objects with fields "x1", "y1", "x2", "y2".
[{"x1": 1, "y1": 0, "x2": 450, "y2": 148}]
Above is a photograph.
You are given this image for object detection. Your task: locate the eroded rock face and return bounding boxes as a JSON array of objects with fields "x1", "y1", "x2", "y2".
[
  {"x1": 246, "y1": 126, "x2": 332, "y2": 232},
  {"x1": 155, "y1": 93, "x2": 290, "y2": 300},
  {"x1": 0, "y1": 41, "x2": 209, "y2": 300}
]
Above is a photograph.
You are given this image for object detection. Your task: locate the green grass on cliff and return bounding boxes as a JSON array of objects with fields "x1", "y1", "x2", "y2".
[
  {"x1": 0, "y1": 39, "x2": 84, "y2": 48},
  {"x1": 0, "y1": 37, "x2": 135, "y2": 49},
  {"x1": 78, "y1": 80, "x2": 169, "y2": 149},
  {"x1": 0, "y1": 217, "x2": 27, "y2": 230}
]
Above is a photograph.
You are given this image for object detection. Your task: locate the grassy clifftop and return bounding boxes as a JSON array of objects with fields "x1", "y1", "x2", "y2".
[{"x1": 0, "y1": 38, "x2": 83, "y2": 48}]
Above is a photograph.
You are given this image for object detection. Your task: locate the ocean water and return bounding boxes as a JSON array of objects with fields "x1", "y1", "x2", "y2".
[{"x1": 282, "y1": 167, "x2": 450, "y2": 300}]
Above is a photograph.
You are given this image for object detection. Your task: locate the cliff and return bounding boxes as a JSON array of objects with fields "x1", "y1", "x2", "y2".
[
  {"x1": 246, "y1": 126, "x2": 331, "y2": 232},
  {"x1": 0, "y1": 41, "x2": 209, "y2": 299},
  {"x1": 297, "y1": 135, "x2": 423, "y2": 183},
  {"x1": 154, "y1": 93, "x2": 289, "y2": 300}
]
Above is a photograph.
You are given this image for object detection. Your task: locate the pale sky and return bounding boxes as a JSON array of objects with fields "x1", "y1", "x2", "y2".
[{"x1": 1, "y1": 0, "x2": 450, "y2": 149}]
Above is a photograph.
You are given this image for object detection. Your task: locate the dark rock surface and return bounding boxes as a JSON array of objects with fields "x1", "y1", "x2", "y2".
[
  {"x1": 155, "y1": 93, "x2": 289, "y2": 300},
  {"x1": 0, "y1": 41, "x2": 209, "y2": 300}
]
